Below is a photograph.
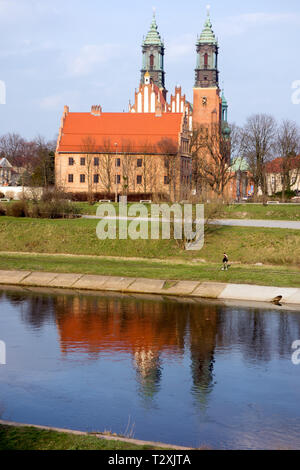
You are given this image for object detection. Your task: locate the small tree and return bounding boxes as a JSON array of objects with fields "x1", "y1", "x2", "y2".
[
  {"x1": 241, "y1": 114, "x2": 277, "y2": 202},
  {"x1": 190, "y1": 123, "x2": 240, "y2": 200},
  {"x1": 81, "y1": 136, "x2": 98, "y2": 204},
  {"x1": 276, "y1": 120, "x2": 300, "y2": 201}
]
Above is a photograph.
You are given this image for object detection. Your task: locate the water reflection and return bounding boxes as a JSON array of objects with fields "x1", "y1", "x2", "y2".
[{"x1": 1, "y1": 288, "x2": 300, "y2": 448}]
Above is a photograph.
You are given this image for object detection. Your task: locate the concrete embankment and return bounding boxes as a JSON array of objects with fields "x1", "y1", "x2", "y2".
[{"x1": 0, "y1": 269, "x2": 300, "y2": 306}]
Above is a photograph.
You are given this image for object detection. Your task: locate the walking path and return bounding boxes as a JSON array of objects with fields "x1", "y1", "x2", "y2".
[
  {"x1": 83, "y1": 215, "x2": 300, "y2": 230},
  {"x1": 0, "y1": 269, "x2": 300, "y2": 306}
]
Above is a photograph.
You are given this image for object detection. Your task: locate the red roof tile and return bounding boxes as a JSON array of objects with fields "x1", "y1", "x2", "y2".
[
  {"x1": 266, "y1": 155, "x2": 300, "y2": 173},
  {"x1": 57, "y1": 112, "x2": 184, "y2": 154}
]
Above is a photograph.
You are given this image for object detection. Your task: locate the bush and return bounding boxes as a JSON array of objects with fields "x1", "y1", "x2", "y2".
[
  {"x1": 5, "y1": 191, "x2": 15, "y2": 200},
  {"x1": 6, "y1": 201, "x2": 28, "y2": 217},
  {"x1": 41, "y1": 188, "x2": 70, "y2": 203},
  {"x1": 36, "y1": 200, "x2": 80, "y2": 219},
  {"x1": 0, "y1": 204, "x2": 6, "y2": 216},
  {"x1": 0, "y1": 192, "x2": 5, "y2": 199}
]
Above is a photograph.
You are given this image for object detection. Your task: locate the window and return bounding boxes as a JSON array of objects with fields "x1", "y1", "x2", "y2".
[
  {"x1": 204, "y1": 53, "x2": 208, "y2": 68},
  {"x1": 68, "y1": 174, "x2": 74, "y2": 183},
  {"x1": 115, "y1": 158, "x2": 121, "y2": 167},
  {"x1": 94, "y1": 174, "x2": 99, "y2": 184},
  {"x1": 137, "y1": 158, "x2": 143, "y2": 168},
  {"x1": 115, "y1": 175, "x2": 121, "y2": 184},
  {"x1": 80, "y1": 157, "x2": 86, "y2": 166},
  {"x1": 94, "y1": 157, "x2": 99, "y2": 166},
  {"x1": 150, "y1": 54, "x2": 154, "y2": 69},
  {"x1": 137, "y1": 175, "x2": 142, "y2": 185},
  {"x1": 80, "y1": 174, "x2": 85, "y2": 183},
  {"x1": 164, "y1": 176, "x2": 169, "y2": 185},
  {"x1": 68, "y1": 157, "x2": 74, "y2": 166},
  {"x1": 164, "y1": 159, "x2": 169, "y2": 169}
]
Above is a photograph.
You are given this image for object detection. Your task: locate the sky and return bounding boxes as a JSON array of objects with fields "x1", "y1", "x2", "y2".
[{"x1": 0, "y1": 0, "x2": 299, "y2": 140}]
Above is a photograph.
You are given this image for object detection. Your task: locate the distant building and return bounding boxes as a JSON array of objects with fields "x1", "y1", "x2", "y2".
[
  {"x1": 265, "y1": 155, "x2": 300, "y2": 196},
  {"x1": 0, "y1": 157, "x2": 21, "y2": 186}
]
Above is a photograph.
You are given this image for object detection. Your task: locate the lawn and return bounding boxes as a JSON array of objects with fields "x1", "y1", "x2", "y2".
[
  {"x1": 0, "y1": 216, "x2": 299, "y2": 266},
  {"x1": 0, "y1": 424, "x2": 164, "y2": 450},
  {"x1": 219, "y1": 203, "x2": 300, "y2": 221},
  {"x1": 75, "y1": 202, "x2": 300, "y2": 221},
  {"x1": 0, "y1": 252, "x2": 299, "y2": 288}
]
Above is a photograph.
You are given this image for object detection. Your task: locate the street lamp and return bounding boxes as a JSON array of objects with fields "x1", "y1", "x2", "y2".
[{"x1": 114, "y1": 142, "x2": 118, "y2": 203}]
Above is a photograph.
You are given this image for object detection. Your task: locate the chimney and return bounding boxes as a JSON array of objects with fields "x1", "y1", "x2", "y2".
[
  {"x1": 91, "y1": 105, "x2": 102, "y2": 116},
  {"x1": 155, "y1": 103, "x2": 162, "y2": 117}
]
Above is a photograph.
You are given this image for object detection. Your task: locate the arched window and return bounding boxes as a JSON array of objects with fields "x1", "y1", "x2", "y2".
[
  {"x1": 204, "y1": 53, "x2": 208, "y2": 68},
  {"x1": 150, "y1": 54, "x2": 154, "y2": 69}
]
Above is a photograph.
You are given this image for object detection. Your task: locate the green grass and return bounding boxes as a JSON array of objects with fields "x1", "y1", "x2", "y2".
[
  {"x1": 0, "y1": 425, "x2": 163, "y2": 450},
  {"x1": 0, "y1": 216, "x2": 299, "y2": 266},
  {"x1": 218, "y1": 203, "x2": 300, "y2": 221},
  {"x1": 73, "y1": 202, "x2": 300, "y2": 221},
  {"x1": 0, "y1": 252, "x2": 300, "y2": 287}
]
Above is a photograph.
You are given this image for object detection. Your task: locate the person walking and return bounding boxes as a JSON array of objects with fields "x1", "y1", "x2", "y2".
[{"x1": 222, "y1": 253, "x2": 229, "y2": 271}]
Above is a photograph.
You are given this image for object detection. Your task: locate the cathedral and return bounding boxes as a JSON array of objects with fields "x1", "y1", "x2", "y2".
[{"x1": 55, "y1": 8, "x2": 230, "y2": 201}]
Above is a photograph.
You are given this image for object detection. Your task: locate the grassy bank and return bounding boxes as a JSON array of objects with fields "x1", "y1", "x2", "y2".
[
  {"x1": 0, "y1": 252, "x2": 300, "y2": 287},
  {"x1": 0, "y1": 216, "x2": 299, "y2": 266},
  {"x1": 76, "y1": 202, "x2": 300, "y2": 221},
  {"x1": 219, "y1": 203, "x2": 300, "y2": 221},
  {"x1": 0, "y1": 424, "x2": 163, "y2": 450}
]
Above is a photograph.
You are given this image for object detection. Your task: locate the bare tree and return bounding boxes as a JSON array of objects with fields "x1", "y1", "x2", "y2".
[
  {"x1": 190, "y1": 123, "x2": 240, "y2": 200},
  {"x1": 81, "y1": 136, "x2": 98, "y2": 203},
  {"x1": 241, "y1": 114, "x2": 277, "y2": 201},
  {"x1": 276, "y1": 119, "x2": 300, "y2": 201},
  {"x1": 95, "y1": 138, "x2": 113, "y2": 196},
  {"x1": 157, "y1": 138, "x2": 180, "y2": 201}
]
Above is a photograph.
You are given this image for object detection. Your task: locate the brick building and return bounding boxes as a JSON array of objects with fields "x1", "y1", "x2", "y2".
[{"x1": 55, "y1": 8, "x2": 230, "y2": 201}]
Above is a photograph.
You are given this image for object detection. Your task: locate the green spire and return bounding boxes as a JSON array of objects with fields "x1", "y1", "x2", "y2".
[
  {"x1": 197, "y1": 7, "x2": 218, "y2": 45},
  {"x1": 143, "y1": 11, "x2": 164, "y2": 46},
  {"x1": 221, "y1": 90, "x2": 228, "y2": 107}
]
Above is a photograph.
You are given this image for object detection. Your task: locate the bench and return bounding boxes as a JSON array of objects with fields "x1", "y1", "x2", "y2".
[
  {"x1": 0, "y1": 198, "x2": 10, "y2": 202},
  {"x1": 140, "y1": 200, "x2": 152, "y2": 204},
  {"x1": 99, "y1": 200, "x2": 111, "y2": 203},
  {"x1": 267, "y1": 201, "x2": 280, "y2": 205}
]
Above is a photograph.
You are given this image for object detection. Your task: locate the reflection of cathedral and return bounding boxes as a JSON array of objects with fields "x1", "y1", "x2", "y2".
[{"x1": 52, "y1": 294, "x2": 218, "y2": 404}]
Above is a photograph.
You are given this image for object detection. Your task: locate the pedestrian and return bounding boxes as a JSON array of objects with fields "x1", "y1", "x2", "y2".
[{"x1": 222, "y1": 253, "x2": 229, "y2": 271}]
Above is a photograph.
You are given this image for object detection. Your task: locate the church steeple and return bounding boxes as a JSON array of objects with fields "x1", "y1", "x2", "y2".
[
  {"x1": 194, "y1": 6, "x2": 219, "y2": 88},
  {"x1": 141, "y1": 11, "x2": 166, "y2": 93}
]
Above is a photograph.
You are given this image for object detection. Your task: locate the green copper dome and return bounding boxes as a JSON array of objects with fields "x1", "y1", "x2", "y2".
[
  {"x1": 197, "y1": 10, "x2": 218, "y2": 45},
  {"x1": 143, "y1": 13, "x2": 164, "y2": 46}
]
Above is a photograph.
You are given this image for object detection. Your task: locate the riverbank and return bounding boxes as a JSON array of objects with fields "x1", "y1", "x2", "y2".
[
  {"x1": 0, "y1": 267, "x2": 299, "y2": 305},
  {"x1": 0, "y1": 421, "x2": 190, "y2": 450}
]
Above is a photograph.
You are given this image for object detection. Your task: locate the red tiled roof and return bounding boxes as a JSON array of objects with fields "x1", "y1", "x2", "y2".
[
  {"x1": 266, "y1": 155, "x2": 300, "y2": 173},
  {"x1": 57, "y1": 112, "x2": 183, "y2": 154}
]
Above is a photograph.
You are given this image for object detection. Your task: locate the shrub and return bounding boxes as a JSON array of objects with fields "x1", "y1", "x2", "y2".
[
  {"x1": 6, "y1": 201, "x2": 28, "y2": 217},
  {"x1": 37, "y1": 200, "x2": 80, "y2": 219},
  {"x1": 0, "y1": 192, "x2": 5, "y2": 199},
  {"x1": 0, "y1": 204, "x2": 6, "y2": 216},
  {"x1": 5, "y1": 191, "x2": 16, "y2": 200}
]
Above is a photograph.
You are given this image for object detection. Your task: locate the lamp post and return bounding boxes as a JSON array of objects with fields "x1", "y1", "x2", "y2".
[{"x1": 114, "y1": 142, "x2": 118, "y2": 203}]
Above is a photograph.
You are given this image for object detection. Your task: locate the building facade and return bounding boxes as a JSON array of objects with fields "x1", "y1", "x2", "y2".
[{"x1": 55, "y1": 9, "x2": 229, "y2": 201}]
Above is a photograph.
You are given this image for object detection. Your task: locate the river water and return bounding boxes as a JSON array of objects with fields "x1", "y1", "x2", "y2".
[{"x1": 0, "y1": 287, "x2": 300, "y2": 450}]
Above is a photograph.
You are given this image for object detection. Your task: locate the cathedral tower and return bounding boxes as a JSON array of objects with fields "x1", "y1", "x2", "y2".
[
  {"x1": 193, "y1": 8, "x2": 222, "y2": 129},
  {"x1": 141, "y1": 12, "x2": 166, "y2": 97}
]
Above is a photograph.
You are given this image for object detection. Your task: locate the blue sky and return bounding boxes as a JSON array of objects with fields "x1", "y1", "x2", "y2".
[{"x1": 0, "y1": 0, "x2": 299, "y2": 140}]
